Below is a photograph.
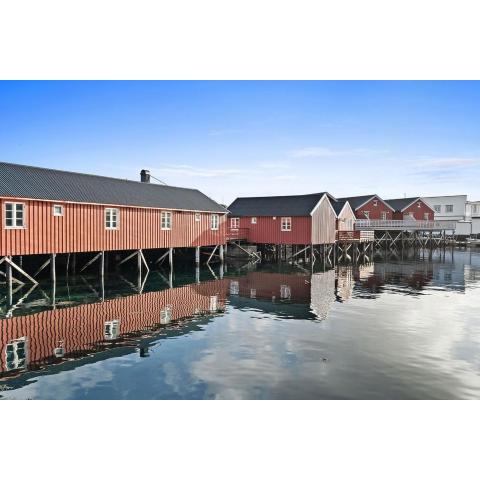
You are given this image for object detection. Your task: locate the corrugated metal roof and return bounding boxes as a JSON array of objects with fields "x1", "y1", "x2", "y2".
[
  {"x1": 0, "y1": 162, "x2": 227, "y2": 213},
  {"x1": 385, "y1": 197, "x2": 420, "y2": 212},
  {"x1": 337, "y1": 195, "x2": 378, "y2": 210},
  {"x1": 228, "y1": 193, "x2": 334, "y2": 216}
]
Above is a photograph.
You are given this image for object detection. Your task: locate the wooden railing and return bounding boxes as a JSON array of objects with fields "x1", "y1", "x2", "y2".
[
  {"x1": 337, "y1": 230, "x2": 374, "y2": 242},
  {"x1": 227, "y1": 228, "x2": 249, "y2": 241},
  {"x1": 355, "y1": 220, "x2": 457, "y2": 231}
]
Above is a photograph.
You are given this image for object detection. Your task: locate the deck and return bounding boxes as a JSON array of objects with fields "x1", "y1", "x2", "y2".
[{"x1": 355, "y1": 220, "x2": 457, "y2": 231}]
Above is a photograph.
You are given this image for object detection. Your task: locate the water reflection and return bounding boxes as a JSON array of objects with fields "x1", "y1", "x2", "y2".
[{"x1": 1, "y1": 248, "x2": 480, "y2": 399}]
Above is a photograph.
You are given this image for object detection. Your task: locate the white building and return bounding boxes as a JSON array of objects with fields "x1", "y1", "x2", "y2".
[
  {"x1": 422, "y1": 195, "x2": 472, "y2": 236},
  {"x1": 466, "y1": 200, "x2": 480, "y2": 236}
]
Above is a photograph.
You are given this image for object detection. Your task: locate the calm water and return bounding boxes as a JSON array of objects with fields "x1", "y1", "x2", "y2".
[{"x1": 1, "y1": 248, "x2": 480, "y2": 399}]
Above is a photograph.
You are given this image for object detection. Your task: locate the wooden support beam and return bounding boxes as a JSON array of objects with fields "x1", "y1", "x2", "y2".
[
  {"x1": 33, "y1": 257, "x2": 51, "y2": 277},
  {"x1": 51, "y1": 253, "x2": 56, "y2": 283},
  {"x1": 207, "y1": 245, "x2": 218, "y2": 265},
  {"x1": 79, "y1": 252, "x2": 102, "y2": 273},
  {"x1": 4, "y1": 256, "x2": 39, "y2": 285},
  {"x1": 139, "y1": 249, "x2": 150, "y2": 273},
  {"x1": 155, "y1": 250, "x2": 170, "y2": 265},
  {"x1": 117, "y1": 250, "x2": 139, "y2": 267}
]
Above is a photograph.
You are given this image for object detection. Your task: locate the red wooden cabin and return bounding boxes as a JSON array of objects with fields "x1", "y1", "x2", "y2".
[
  {"x1": 385, "y1": 197, "x2": 435, "y2": 221},
  {"x1": 337, "y1": 194, "x2": 395, "y2": 220},
  {"x1": 227, "y1": 193, "x2": 337, "y2": 246},
  {"x1": 0, "y1": 162, "x2": 227, "y2": 258}
]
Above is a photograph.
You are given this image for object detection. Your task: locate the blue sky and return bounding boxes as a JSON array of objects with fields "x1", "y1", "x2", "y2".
[{"x1": 0, "y1": 81, "x2": 479, "y2": 204}]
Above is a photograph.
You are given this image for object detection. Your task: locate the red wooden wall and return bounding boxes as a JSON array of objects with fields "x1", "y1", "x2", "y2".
[
  {"x1": 354, "y1": 197, "x2": 393, "y2": 220},
  {"x1": 0, "y1": 198, "x2": 227, "y2": 256},
  {"x1": 392, "y1": 200, "x2": 435, "y2": 220},
  {"x1": 230, "y1": 215, "x2": 312, "y2": 245},
  {"x1": 0, "y1": 279, "x2": 229, "y2": 374}
]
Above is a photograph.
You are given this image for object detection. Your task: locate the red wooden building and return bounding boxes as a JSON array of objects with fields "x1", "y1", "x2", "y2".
[
  {"x1": 0, "y1": 162, "x2": 227, "y2": 278},
  {"x1": 385, "y1": 197, "x2": 435, "y2": 221},
  {"x1": 227, "y1": 192, "x2": 337, "y2": 247},
  {"x1": 337, "y1": 194, "x2": 395, "y2": 220}
]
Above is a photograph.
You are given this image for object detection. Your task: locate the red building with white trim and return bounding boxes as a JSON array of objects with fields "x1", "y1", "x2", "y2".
[
  {"x1": 337, "y1": 195, "x2": 395, "y2": 220},
  {"x1": 385, "y1": 197, "x2": 435, "y2": 221}
]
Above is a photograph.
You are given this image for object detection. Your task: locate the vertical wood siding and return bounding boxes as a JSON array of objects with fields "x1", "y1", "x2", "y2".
[
  {"x1": 0, "y1": 279, "x2": 229, "y2": 374},
  {"x1": 311, "y1": 196, "x2": 336, "y2": 244},
  {"x1": 354, "y1": 197, "x2": 393, "y2": 220},
  {"x1": 0, "y1": 198, "x2": 227, "y2": 256},
  {"x1": 231, "y1": 216, "x2": 312, "y2": 244},
  {"x1": 336, "y1": 203, "x2": 357, "y2": 231},
  {"x1": 392, "y1": 200, "x2": 435, "y2": 220}
]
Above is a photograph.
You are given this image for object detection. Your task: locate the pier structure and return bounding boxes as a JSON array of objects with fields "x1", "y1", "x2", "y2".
[{"x1": 0, "y1": 162, "x2": 228, "y2": 310}]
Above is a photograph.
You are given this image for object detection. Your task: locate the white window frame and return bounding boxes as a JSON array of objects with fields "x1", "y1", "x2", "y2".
[
  {"x1": 104, "y1": 320, "x2": 120, "y2": 340},
  {"x1": 281, "y1": 217, "x2": 292, "y2": 231},
  {"x1": 53, "y1": 204, "x2": 64, "y2": 217},
  {"x1": 161, "y1": 211, "x2": 172, "y2": 230},
  {"x1": 424, "y1": 212, "x2": 430, "y2": 220},
  {"x1": 363, "y1": 211, "x2": 370, "y2": 219},
  {"x1": 211, "y1": 214, "x2": 219, "y2": 230},
  {"x1": 445, "y1": 204, "x2": 454, "y2": 213},
  {"x1": 105, "y1": 208, "x2": 120, "y2": 230},
  {"x1": 195, "y1": 213, "x2": 201, "y2": 222},
  {"x1": 434, "y1": 205, "x2": 441, "y2": 213},
  {"x1": 160, "y1": 306, "x2": 172, "y2": 324},
  {"x1": 251, "y1": 217, "x2": 257, "y2": 224},
  {"x1": 373, "y1": 199, "x2": 378, "y2": 207},
  {"x1": 381, "y1": 211, "x2": 387, "y2": 220},
  {"x1": 230, "y1": 217, "x2": 240, "y2": 229},
  {"x1": 5, "y1": 337, "x2": 28, "y2": 371},
  {"x1": 4, "y1": 202, "x2": 26, "y2": 229}
]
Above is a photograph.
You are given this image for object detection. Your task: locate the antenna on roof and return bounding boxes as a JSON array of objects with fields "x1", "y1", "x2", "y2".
[{"x1": 150, "y1": 174, "x2": 168, "y2": 186}]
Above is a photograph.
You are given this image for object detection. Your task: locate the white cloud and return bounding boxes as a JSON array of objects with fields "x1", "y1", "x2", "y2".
[{"x1": 289, "y1": 146, "x2": 387, "y2": 159}]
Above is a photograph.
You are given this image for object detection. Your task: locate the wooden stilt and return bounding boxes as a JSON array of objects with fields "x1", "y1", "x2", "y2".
[
  {"x1": 6, "y1": 256, "x2": 13, "y2": 306},
  {"x1": 195, "y1": 246, "x2": 200, "y2": 265},
  {"x1": 219, "y1": 244, "x2": 224, "y2": 263},
  {"x1": 51, "y1": 253, "x2": 56, "y2": 283}
]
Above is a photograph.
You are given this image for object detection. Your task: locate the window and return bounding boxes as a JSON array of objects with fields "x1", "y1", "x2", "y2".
[
  {"x1": 417, "y1": 202, "x2": 421, "y2": 208},
  {"x1": 373, "y1": 199, "x2": 378, "y2": 207},
  {"x1": 5, "y1": 202, "x2": 25, "y2": 228},
  {"x1": 445, "y1": 205, "x2": 454, "y2": 213},
  {"x1": 5, "y1": 337, "x2": 28, "y2": 371},
  {"x1": 363, "y1": 211, "x2": 370, "y2": 219},
  {"x1": 281, "y1": 217, "x2": 292, "y2": 231},
  {"x1": 211, "y1": 214, "x2": 219, "y2": 230},
  {"x1": 195, "y1": 213, "x2": 201, "y2": 222},
  {"x1": 434, "y1": 205, "x2": 441, "y2": 213},
  {"x1": 104, "y1": 320, "x2": 120, "y2": 340},
  {"x1": 209, "y1": 295, "x2": 218, "y2": 312},
  {"x1": 250, "y1": 288, "x2": 256, "y2": 299},
  {"x1": 161, "y1": 211, "x2": 172, "y2": 230},
  {"x1": 280, "y1": 285, "x2": 291, "y2": 300},
  {"x1": 230, "y1": 217, "x2": 240, "y2": 229},
  {"x1": 105, "y1": 208, "x2": 119, "y2": 229},
  {"x1": 160, "y1": 306, "x2": 172, "y2": 324},
  {"x1": 381, "y1": 211, "x2": 387, "y2": 220},
  {"x1": 251, "y1": 217, "x2": 257, "y2": 224},
  {"x1": 230, "y1": 280, "x2": 239, "y2": 295},
  {"x1": 53, "y1": 204, "x2": 63, "y2": 216},
  {"x1": 424, "y1": 213, "x2": 430, "y2": 220}
]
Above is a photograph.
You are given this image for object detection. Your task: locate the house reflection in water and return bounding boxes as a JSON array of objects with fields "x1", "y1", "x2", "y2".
[
  {"x1": 227, "y1": 270, "x2": 336, "y2": 321},
  {"x1": 0, "y1": 279, "x2": 229, "y2": 378}
]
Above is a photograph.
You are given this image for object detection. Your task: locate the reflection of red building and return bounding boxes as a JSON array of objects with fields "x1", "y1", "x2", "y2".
[
  {"x1": 0, "y1": 279, "x2": 229, "y2": 375},
  {"x1": 229, "y1": 271, "x2": 311, "y2": 302}
]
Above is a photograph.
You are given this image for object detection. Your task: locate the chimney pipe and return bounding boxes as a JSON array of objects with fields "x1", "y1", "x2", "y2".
[{"x1": 140, "y1": 169, "x2": 150, "y2": 183}]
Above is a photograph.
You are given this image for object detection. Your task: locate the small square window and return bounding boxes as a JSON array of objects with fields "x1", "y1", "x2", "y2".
[
  {"x1": 195, "y1": 213, "x2": 201, "y2": 222},
  {"x1": 105, "y1": 208, "x2": 119, "y2": 229},
  {"x1": 53, "y1": 205, "x2": 63, "y2": 216},
  {"x1": 281, "y1": 217, "x2": 291, "y2": 231},
  {"x1": 373, "y1": 200, "x2": 378, "y2": 207},
  {"x1": 251, "y1": 217, "x2": 257, "y2": 224}
]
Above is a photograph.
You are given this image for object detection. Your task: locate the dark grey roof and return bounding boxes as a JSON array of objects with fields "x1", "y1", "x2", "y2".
[
  {"x1": 0, "y1": 162, "x2": 226, "y2": 213},
  {"x1": 332, "y1": 200, "x2": 356, "y2": 217},
  {"x1": 337, "y1": 194, "x2": 395, "y2": 211},
  {"x1": 228, "y1": 193, "x2": 334, "y2": 216},
  {"x1": 385, "y1": 197, "x2": 420, "y2": 212}
]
